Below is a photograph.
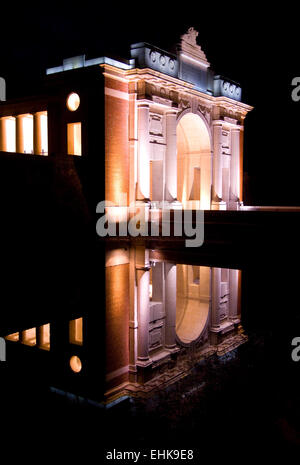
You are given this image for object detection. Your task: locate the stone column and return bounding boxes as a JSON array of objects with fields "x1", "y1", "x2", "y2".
[
  {"x1": 164, "y1": 263, "x2": 177, "y2": 349},
  {"x1": 136, "y1": 104, "x2": 150, "y2": 202},
  {"x1": 16, "y1": 115, "x2": 24, "y2": 153},
  {"x1": 229, "y1": 269, "x2": 240, "y2": 322},
  {"x1": 165, "y1": 111, "x2": 178, "y2": 203},
  {"x1": 211, "y1": 267, "x2": 221, "y2": 329},
  {"x1": 212, "y1": 123, "x2": 226, "y2": 210},
  {"x1": 33, "y1": 112, "x2": 43, "y2": 155},
  {"x1": 136, "y1": 267, "x2": 151, "y2": 364},
  {"x1": 230, "y1": 128, "x2": 241, "y2": 205},
  {"x1": 129, "y1": 247, "x2": 138, "y2": 381},
  {"x1": 152, "y1": 262, "x2": 163, "y2": 302}
]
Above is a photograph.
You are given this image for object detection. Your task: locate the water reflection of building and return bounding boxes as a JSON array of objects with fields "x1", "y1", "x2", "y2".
[
  {"x1": 105, "y1": 246, "x2": 247, "y2": 401},
  {"x1": 6, "y1": 324, "x2": 51, "y2": 350},
  {"x1": 4, "y1": 247, "x2": 247, "y2": 404}
]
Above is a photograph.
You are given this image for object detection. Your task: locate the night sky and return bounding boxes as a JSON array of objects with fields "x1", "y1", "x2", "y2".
[{"x1": 1, "y1": 3, "x2": 300, "y2": 205}]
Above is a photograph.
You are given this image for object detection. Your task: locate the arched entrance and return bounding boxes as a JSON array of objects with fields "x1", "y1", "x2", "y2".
[
  {"x1": 177, "y1": 113, "x2": 212, "y2": 210},
  {"x1": 176, "y1": 264, "x2": 210, "y2": 345}
]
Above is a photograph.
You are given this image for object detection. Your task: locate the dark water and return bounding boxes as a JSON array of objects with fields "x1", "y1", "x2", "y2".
[{"x1": 0, "y1": 238, "x2": 299, "y2": 460}]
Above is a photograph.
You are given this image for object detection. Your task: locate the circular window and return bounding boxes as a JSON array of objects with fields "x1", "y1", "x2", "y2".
[
  {"x1": 70, "y1": 355, "x2": 82, "y2": 373},
  {"x1": 67, "y1": 92, "x2": 80, "y2": 111}
]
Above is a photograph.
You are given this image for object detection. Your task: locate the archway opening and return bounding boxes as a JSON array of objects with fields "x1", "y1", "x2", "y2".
[
  {"x1": 176, "y1": 264, "x2": 210, "y2": 345},
  {"x1": 177, "y1": 113, "x2": 211, "y2": 210}
]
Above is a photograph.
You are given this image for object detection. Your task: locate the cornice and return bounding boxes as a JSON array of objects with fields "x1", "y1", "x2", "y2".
[{"x1": 101, "y1": 64, "x2": 254, "y2": 114}]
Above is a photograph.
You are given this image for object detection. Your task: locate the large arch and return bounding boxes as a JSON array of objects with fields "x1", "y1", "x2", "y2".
[
  {"x1": 176, "y1": 264, "x2": 210, "y2": 345},
  {"x1": 177, "y1": 112, "x2": 212, "y2": 210}
]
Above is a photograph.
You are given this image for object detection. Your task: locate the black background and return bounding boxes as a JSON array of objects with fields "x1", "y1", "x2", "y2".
[{"x1": 0, "y1": 3, "x2": 300, "y2": 459}]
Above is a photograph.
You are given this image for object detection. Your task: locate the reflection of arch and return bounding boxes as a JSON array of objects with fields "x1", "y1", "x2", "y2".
[
  {"x1": 177, "y1": 112, "x2": 212, "y2": 210},
  {"x1": 176, "y1": 264, "x2": 210, "y2": 345}
]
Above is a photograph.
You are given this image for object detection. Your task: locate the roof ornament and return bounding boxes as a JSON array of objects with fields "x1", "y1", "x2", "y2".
[
  {"x1": 178, "y1": 27, "x2": 210, "y2": 69},
  {"x1": 181, "y1": 27, "x2": 199, "y2": 47}
]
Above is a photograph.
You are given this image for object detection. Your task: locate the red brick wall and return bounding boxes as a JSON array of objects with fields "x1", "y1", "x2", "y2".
[
  {"x1": 105, "y1": 76, "x2": 129, "y2": 205},
  {"x1": 105, "y1": 263, "x2": 129, "y2": 390}
]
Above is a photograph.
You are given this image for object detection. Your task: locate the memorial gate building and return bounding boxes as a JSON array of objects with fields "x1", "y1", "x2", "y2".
[
  {"x1": 0, "y1": 27, "x2": 252, "y2": 218},
  {"x1": 0, "y1": 28, "x2": 252, "y2": 400}
]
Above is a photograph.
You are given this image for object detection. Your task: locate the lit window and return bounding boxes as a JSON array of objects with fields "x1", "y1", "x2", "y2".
[
  {"x1": 22, "y1": 327, "x2": 36, "y2": 346},
  {"x1": 69, "y1": 318, "x2": 83, "y2": 345},
  {"x1": 20, "y1": 114, "x2": 33, "y2": 153},
  {"x1": 35, "y1": 111, "x2": 48, "y2": 155},
  {"x1": 70, "y1": 355, "x2": 82, "y2": 373},
  {"x1": 67, "y1": 122, "x2": 82, "y2": 156},
  {"x1": 39, "y1": 323, "x2": 50, "y2": 350},
  {"x1": 4, "y1": 117, "x2": 16, "y2": 152},
  {"x1": 40, "y1": 113, "x2": 48, "y2": 154},
  {"x1": 67, "y1": 93, "x2": 80, "y2": 111}
]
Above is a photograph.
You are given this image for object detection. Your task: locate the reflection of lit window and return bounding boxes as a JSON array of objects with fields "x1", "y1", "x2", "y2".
[
  {"x1": 22, "y1": 328, "x2": 36, "y2": 346},
  {"x1": 67, "y1": 122, "x2": 81, "y2": 155},
  {"x1": 39, "y1": 323, "x2": 50, "y2": 350},
  {"x1": 69, "y1": 318, "x2": 83, "y2": 345},
  {"x1": 70, "y1": 355, "x2": 82, "y2": 373},
  {"x1": 67, "y1": 93, "x2": 80, "y2": 111},
  {"x1": 5, "y1": 332, "x2": 19, "y2": 341}
]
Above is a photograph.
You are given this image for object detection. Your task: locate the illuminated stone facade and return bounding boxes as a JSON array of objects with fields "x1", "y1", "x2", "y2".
[
  {"x1": 102, "y1": 27, "x2": 253, "y2": 211},
  {"x1": 0, "y1": 27, "x2": 252, "y2": 216}
]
